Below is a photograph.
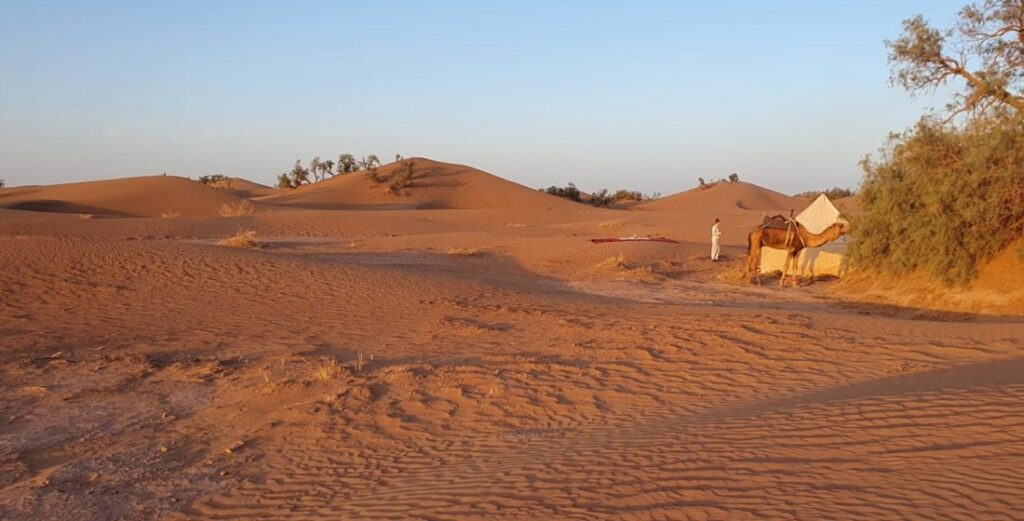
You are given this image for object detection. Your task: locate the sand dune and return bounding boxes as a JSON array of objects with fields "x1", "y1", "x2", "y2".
[
  {"x1": 1, "y1": 161, "x2": 1022, "y2": 521},
  {"x1": 641, "y1": 181, "x2": 807, "y2": 214},
  {"x1": 0, "y1": 176, "x2": 260, "y2": 218},
  {"x1": 211, "y1": 178, "x2": 275, "y2": 199},
  {"x1": 257, "y1": 158, "x2": 582, "y2": 211}
]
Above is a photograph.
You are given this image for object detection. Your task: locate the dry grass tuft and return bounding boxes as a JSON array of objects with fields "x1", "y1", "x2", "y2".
[
  {"x1": 599, "y1": 221, "x2": 622, "y2": 228},
  {"x1": 313, "y1": 357, "x2": 341, "y2": 383},
  {"x1": 218, "y1": 229, "x2": 261, "y2": 249},
  {"x1": 78, "y1": 213, "x2": 94, "y2": 220},
  {"x1": 160, "y1": 210, "x2": 180, "y2": 218},
  {"x1": 446, "y1": 247, "x2": 481, "y2": 256},
  {"x1": 218, "y1": 200, "x2": 254, "y2": 217}
]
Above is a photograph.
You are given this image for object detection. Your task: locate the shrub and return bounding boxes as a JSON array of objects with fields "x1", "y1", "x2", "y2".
[
  {"x1": 590, "y1": 189, "x2": 614, "y2": 207},
  {"x1": 540, "y1": 183, "x2": 581, "y2": 201},
  {"x1": 728, "y1": 173, "x2": 740, "y2": 183},
  {"x1": 850, "y1": 113, "x2": 1024, "y2": 285},
  {"x1": 218, "y1": 229, "x2": 260, "y2": 249},
  {"x1": 0, "y1": 179, "x2": 5, "y2": 188},
  {"x1": 218, "y1": 200, "x2": 255, "y2": 217},
  {"x1": 612, "y1": 189, "x2": 644, "y2": 201},
  {"x1": 276, "y1": 173, "x2": 295, "y2": 189},
  {"x1": 198, "y1": 174, "x2": 229, "y2": 187},
  {"x1": 795, "y1": 187, "x2": 856, "y2": 200},
  {"x1": 389, "y1": 160, "x2": 415, "y2": 192}
]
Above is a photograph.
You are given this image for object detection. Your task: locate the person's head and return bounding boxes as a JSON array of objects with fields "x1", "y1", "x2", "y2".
[{"x1": 714, "y1": 218, "x2": 720, "y2": 224}]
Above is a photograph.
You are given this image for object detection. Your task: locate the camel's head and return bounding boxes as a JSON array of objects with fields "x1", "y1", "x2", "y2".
[{"x1": 834, "y1": 217, "x2": 851, "y2": 235}]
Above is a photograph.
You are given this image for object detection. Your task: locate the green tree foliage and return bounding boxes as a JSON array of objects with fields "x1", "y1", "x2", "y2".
[
  {"x1": 888, "y1": 0, "x2": 1024, "y2": 119},
  {"x1": 540, "y1": 183, "x2": 581, "y2": 201},
  {"x1": 852, "y1": 1, "x2": 1024, "y2": 285},
  {"x1": 850, "y1": 113, "x2": 1024, "y2": 285}
]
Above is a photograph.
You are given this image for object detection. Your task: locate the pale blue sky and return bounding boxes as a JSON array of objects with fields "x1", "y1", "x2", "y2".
[{"x1": 1, "y1": 1, "x2": 962, "y2": 194}]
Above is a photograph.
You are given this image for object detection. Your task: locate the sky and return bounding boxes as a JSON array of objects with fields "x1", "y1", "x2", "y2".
[{"x1": 0, "y1": 0, "x2": 965, "y2": 195}]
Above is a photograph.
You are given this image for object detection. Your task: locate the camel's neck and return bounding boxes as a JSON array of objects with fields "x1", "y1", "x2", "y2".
[{"x1": 801, "y1": 224, "x2": 843, "y2": 247}]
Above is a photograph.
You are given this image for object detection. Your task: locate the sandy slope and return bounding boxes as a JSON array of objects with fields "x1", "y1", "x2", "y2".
[
  {"x1": 256, "y1": 158, "x2": 582, "y2": 211},
  {"x1": 0, "y1": 176, "x2": 260, "y2": 218},
  {"x1": 1, "y1": 166, "x2": 1022, "y2": 521}
]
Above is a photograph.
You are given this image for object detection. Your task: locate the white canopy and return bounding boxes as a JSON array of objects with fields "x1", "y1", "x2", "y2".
[{"x1": 796, "y1": 194, "x2": 842, "y2": 234}]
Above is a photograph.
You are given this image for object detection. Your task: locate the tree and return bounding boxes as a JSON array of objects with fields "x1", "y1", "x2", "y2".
[
  {"x1": 361, "y1": 154, "x2": 381, "y2": 170},
  {"x1": 309, "y1": 156, "x2": 322, "y2": 183},
  {"x1": 1, "y1": 179, "x2": 6, "y2": 188},
  {"x1": 276, "y1": 173, "x2": 295, "y2": 189},
  {"x1": 888, "y1": 1, "x2": 1024, "y2": 121},
  {"x1": 338, "y1": 153, "x2": 357, "y2": 173},
  {"x1": 322, "y1": 159, "x2": 335, "y2": 178},
  {"x1": 698, "y1": 177, "x2": 706, "y2": 187},
  {"x1": 728, "y1": 172, "x2": 740, "y2": 183},
  {"x1": 290, "y1": 160, "x2": 310, "y2": 186},
  {"x1": 590, "y1": 189, "x2": 614, "y2": 206}
]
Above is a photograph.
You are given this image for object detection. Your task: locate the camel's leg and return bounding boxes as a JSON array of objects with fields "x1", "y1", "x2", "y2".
[
  {"x1": 779, "y1": 252, "x2": 791, "y2": 288},
  {"x1": 751, "y1": 241, "x2": 762, "y2": 285}
]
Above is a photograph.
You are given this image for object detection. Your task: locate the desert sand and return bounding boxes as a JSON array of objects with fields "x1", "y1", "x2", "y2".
[{"x1": 1, "y1": 159, "x2": 1022, "y2": 520}]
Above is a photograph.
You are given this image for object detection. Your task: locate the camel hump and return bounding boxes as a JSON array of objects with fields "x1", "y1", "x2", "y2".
[{"x1": 761, "y1": 214, "x2": 797, "y2": 230}]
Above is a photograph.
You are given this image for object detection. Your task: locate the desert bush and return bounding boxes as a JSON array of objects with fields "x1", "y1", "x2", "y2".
[
  {"x1": 198, "y1": 174, "x2": 229, "y2": 186},
  {"x1": 612, "y1": 189, "x2": 644, "y2": 201},
  {"x1": 728, "y1": 172, "x2": 740, "y2": 183},
  {"x1": 850, "y1": 113, "x2": 1024, "y2": 285},
  {"x1": 160, "y1": 210, "x2": 180, "y2": 218},
  {"x1": 276, "y1": 173, "x2": 295, "y2": 189},
  {"x1": 0, "y1": 179, "x2": 5, "y2": 188},
  {"x1": 590, "y1": 189, "x2": 614, "y2": 207},
  {"x1": 540, "y1": 183, "x2": 581, "y2": 201},
  {"x1": 218, "y1": 200, "x2": 254, "y2": 217},
  {"x1": 217, "y1": 229, "x2": 260, "y2": 248},
  {"x1": 795, "y1": 187, "x2": 856, "y2": 200},
  {"x1": 389, "y1": 160, "x2": 415, "y2": 192}
]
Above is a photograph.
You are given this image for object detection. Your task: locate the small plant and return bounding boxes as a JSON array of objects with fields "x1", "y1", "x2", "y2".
[
  {"x1": 160, "y1": 210, "x2": 180, "y2": 218},
  {"x1": 352, "y1": 351, "x2": 369, "y2": 373},
  {"x1": 79, "y1": 213, "x2": 94, "y2": 220},
  {"x1": 218, "y1": 200, "x2": 254, "y2": 217},
  {"x1": 388, "y1": 160, "x2": 415, "y2": 192},
  {"x1": 728, "y1": 172, "x2": 740, "y2": 183},
  {"x1": 0, "y1": 179, "x2": 5, "y2": 188},
  {"x1": 198, "y1": 174, "x2": 229, "y2": 187},
  {"x1": 313, "y1": 357, "x2": 340, "y2": 382},
  {"x1": 217, "y1": 229, "x2": 260, "y2": 248}
]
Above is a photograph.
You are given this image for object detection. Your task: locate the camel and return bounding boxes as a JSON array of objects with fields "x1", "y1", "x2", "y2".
[{"x1": 745, "y1": 217, "x2": 849, "y2": 287}]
